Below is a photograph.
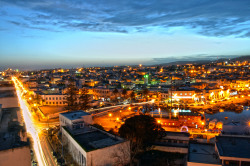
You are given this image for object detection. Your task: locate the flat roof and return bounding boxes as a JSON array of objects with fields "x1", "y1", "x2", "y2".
[
  {"x1": 73, "y1": 130, "x2": 123, "y2": 151},
  {"x1": 60, "y1": 110, "x2": 90, "y2": 120},
  {"x1": 216, "y1": 136, "x2": 250, "y2": 159},
  {"x1": 188, "y1": 143, "x2": 220, "y2": 165}
]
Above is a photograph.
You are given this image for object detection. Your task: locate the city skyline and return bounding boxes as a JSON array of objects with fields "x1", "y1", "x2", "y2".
[{"x1": 1, "y1": 0, "x2": 250, "y2": 70}]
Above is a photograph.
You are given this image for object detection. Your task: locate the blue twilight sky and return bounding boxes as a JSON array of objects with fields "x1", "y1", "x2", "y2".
[{"x1": 1, "y1": 0, "x2": 250, "y2": 70}]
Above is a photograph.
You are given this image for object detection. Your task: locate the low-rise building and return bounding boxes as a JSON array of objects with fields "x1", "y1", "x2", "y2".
[
  {"x1": 215, "y1": 136, "x2": 250, "y2": 166},
  {"x1": 41, "y1": 94, "x2": 67, "y2": 106},
  {"x1": 153, "y1": 131, "x2": 190, "y2": 154},
  {"x1": 188, "y1": 142, "x2": 221, "y2": 166},
  {"x1": 60, "y1": 111, "x2": 130, "y2": 166}
]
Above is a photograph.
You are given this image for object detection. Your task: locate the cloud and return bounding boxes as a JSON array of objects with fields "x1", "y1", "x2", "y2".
[{"x1": 2, "y1": 0, "x2": 250, "y2": 37}]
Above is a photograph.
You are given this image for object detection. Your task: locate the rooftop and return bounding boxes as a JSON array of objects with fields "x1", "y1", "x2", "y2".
[
  {"x1": 188, "y1": 143, "x2": 220, "y2": 165},
  {"x1": 216, "y1": 136, "x2": 250, "y2": 159},
  {"x1": 60, "y1": 110, "x2": 91, "y2": 120},
  {"x1": 65, "y1": 127, "x2": 123, "y2": 151}
]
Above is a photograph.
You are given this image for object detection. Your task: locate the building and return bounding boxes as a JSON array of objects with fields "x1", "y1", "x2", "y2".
[
  {"x1": 60, "y1": 111, "x2": 130, "y2": 166},
  {"x1": 215, "y1": 136, "x2": 250, "y2": 166},
  {"x1": 41, "y1": 94, "x2": 67, "y2": 106},
  {"x1": 188, "y1": 136, "x2": 250, "y2": 166},
  {"x1": 153, "y1": 131, "x2": 190, "y2": 154},
  {"x1": 188, "y1": 142, "x2": 221, "y2": 166},
  {"x1": 59, "y1": 111, "x2": 93, "y2": 130}
]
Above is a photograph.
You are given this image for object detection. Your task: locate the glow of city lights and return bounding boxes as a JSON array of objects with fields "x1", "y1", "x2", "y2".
[{"x1": 12, "y1": 77, "x2": 46, "y2": 166}]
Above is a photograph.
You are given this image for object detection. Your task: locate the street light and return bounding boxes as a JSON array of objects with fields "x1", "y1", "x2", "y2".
[{"x1": 109, "y1": 113, "x2": 112, "y2": 121}]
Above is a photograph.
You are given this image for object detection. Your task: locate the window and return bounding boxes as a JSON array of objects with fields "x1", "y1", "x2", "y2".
[
  {"x1": 185, "y1": 93, "x2": 187, "y2": 95},
  {"x1": 49, "y1": 102, "x2": 51, "y2": 104},
  {"x1": 46, "y1": 102, "x2": 48, "y2": 104},
  {"x1": 60, "y1": 102, "x2": 62, "y2": 104},
  {"x1": 56, "y1": 102, "x2": 58, "y2": 104},
  {"x1": 53, "y1": 102, "x2": 55, "y2": 104},
  {"x1": 59, "y1": 97, "x2": 61, "y2": 100},
  {"x1": 56, "y1": 97, "x2": 58, "y2": 100},
  {"x1": 180, "y1": 93, "x2": 182, "y2": 95},
  {"x1": 53, "y1": 97, "x2": 55, "y2": 100},
  {"x1": 49, "y1": 97, "x2": 51, "y2": 100},
  {"x1": 46, "y1": 97, "x2": 48, "y2": 100}
]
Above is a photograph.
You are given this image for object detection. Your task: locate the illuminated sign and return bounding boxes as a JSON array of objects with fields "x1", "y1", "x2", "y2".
[
  {"x1": 230, "y1": 91, "x2": 237, "y2": 96},
  {"x1": 171, "y1": 109, "x2": 191, "y2": 113}
]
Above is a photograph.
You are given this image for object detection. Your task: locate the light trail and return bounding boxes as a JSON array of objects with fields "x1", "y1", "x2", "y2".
[{"x1": 12, "y1": 77, "x2": 47, "y2": 166}]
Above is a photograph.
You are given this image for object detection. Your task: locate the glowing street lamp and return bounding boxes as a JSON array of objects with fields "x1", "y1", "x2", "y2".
[{"x1": 109, "y1": 113, "x2": 112, "y2": 121}]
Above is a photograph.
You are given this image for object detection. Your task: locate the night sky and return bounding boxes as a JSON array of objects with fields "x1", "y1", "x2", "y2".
[{"x1": 1, "y1": 0, "x2": 250, "y2": 70}]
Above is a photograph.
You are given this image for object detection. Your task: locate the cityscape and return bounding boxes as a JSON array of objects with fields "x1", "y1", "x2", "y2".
[{"x1": 1, "y1": 1, "x2": 250, "y2": 166}]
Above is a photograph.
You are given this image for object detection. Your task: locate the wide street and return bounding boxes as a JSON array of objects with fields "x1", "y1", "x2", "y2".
[{"x1": 13, "y1": 77, "x2": 57, "y2": 166}]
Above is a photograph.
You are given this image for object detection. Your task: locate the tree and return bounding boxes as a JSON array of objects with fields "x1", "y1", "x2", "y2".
[
  {"x1": 122, "y1": 89, "x2": 127, "y2": 99},
  {"x1": 119, "y1": 115, "x2": 163, "y2": 164},
  {"x1": 65, "y1": 81, "x2": 78, "y2": 111},
  {"x1": 130, "y1": 91, "x2": 136, "y2": 103},
  {"x1": 113, "y1": 88, "x2": 119, "y2": 101},
  {"x1": 30, "y1": 94, "x2": 43, "y2": 106},
  {"x1": 79, "y1": 88, "x2": 90, "y2": 111},
  {"x1": 142, "y1": 88, "x2": 149, "y2": 101}
]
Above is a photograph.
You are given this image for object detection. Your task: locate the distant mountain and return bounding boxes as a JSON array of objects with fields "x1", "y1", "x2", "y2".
[
  {"x1": 231, "y1": 55, "x2": 250, "y2": 61},
  {"x1": 155, "y1": 55, "x2": 250, "y2": 66}
]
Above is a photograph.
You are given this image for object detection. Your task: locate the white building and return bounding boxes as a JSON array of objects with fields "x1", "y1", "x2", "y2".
[
  {"x1": 59, "y1": 111, "x2": 93, "y2": 130},
  {"x1": 41, "y1": 94, "x2": 67, "y2": 106},
  {"x1": 60, "y1": 111, "x2": 130, "y2": 166}
]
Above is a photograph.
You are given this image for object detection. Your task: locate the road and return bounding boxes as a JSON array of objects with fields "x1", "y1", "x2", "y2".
[{"x1": 13, "y1": 77, "x2": 56, "y2": 166}]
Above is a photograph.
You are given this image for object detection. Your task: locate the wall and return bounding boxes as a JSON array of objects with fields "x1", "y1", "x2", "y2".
[
  {"x1": 87, "y1": 141, "x2": 130, "y2": 166},
  {"x1": 0, "y1": 97, "x2": 19, "y2": 108},
  {"x1": 153, "y1": 145, "x2": 188, "y2": 154},
  {"x1": 0, "y1": 146, "x2": 31, "y2": 166},
  {"x1": 62, "y1": 127, "x2": 87, "y2": 166}
]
